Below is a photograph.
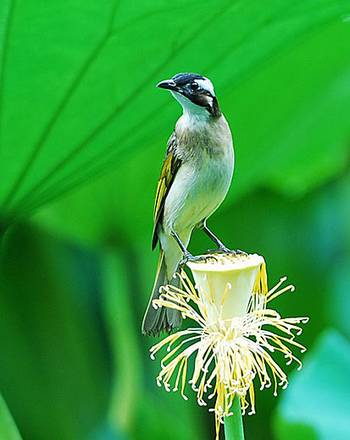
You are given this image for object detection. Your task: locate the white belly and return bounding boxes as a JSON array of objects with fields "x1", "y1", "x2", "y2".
[{"x1": 163, "y1": 148, "x2": 234, "y2": 235}]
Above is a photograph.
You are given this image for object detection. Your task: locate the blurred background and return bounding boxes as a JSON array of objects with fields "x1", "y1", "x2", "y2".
[{"x1": 0, "y1": 0, "x2": 349, "y2": 439}]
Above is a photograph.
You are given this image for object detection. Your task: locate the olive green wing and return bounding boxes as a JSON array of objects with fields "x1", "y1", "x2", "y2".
[{"x1": 152, "y1": 133, "x2": 181, "y2": 249}]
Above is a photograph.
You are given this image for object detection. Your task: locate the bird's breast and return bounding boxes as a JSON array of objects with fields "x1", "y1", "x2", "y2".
[{"x1": 163, "y1": 136, "x2": 234, "y2": 234}]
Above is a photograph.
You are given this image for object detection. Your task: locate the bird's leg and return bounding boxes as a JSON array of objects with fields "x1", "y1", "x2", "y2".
[
  {"x1": 201, "y1": 223, "x2": 228, "y2": 251},
  {"x1": 171, "y1": 230, "x2": 204, "y2": 265},
  {"x1": 200, "y1": 222, "x2": 247, "y2": 255}
]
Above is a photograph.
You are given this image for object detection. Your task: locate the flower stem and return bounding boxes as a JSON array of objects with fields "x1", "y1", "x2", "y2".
[{"x1": 224, "y1": 396, "x2": 244, "y2": 440}]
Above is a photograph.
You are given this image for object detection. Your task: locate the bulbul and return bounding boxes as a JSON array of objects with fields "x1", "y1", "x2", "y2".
[{"x1": 142, "y1": 72, "x2": 234, "y2": 336}]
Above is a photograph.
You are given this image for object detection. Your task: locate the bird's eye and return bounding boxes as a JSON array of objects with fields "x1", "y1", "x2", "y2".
[{"x1": 190, "y1": 82, "x2": 199, "y2": 91}]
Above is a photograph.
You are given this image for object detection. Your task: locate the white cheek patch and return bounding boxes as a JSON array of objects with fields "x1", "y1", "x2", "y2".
[{"x1": 195, "y1": 78, "x2": 215, "y2": 96}]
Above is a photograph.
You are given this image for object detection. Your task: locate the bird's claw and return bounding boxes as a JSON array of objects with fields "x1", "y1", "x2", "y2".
[
  {"x1": 205, "y1": 247, "x2": 248, "y2": 256},
  {"x1": 235, "y1": 249, "x2": 248, "y2": 255},
  {"x1": 179, "y1": 248, "x2": 248, "y2": 269},
  {"x1": 179, "y1": 253, "x2": 209, "y2": 267}
]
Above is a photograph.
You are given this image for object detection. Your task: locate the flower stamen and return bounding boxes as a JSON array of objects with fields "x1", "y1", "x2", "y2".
[{"x1": 150, "y1": 255, "x2": 308, "y2": 440}]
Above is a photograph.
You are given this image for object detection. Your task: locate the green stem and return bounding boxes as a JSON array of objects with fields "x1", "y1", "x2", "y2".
[
  {"x1": 224, "y1": 396, "x2": 244, "y2": 440},
  {"x1": 101, "y1": 249, "x2": 142, "y2": 435}
]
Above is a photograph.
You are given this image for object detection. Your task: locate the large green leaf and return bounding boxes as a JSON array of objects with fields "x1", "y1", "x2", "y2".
[
  {"x1": 0, "y1": 0, "x2": 349, "y2": 228},
  {"x1": 274, "y1": 330, "x2": 350, "y2": 440},
  {"x1": 30, "y1": 8, "x2": 350, "y2": 245}
]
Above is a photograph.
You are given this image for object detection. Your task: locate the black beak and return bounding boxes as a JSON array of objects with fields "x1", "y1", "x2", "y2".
[{"x1": 156, "y1": 79, "x2": 178, "y2": 91}]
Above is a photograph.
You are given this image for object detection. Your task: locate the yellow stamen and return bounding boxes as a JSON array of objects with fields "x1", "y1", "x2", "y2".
[{"x1": 253, "y1": 261, "x2": 268, "y2": 295}]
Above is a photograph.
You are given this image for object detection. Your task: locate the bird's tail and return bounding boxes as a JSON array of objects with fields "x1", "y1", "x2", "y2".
[{"x1": 142, "y1": 250, "x2": 182, "y2": 336}]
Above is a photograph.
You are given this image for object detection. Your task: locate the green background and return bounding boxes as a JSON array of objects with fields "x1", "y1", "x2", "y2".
[{"x1": 0, "y1": 0, "x2": 349, "y2": 439}]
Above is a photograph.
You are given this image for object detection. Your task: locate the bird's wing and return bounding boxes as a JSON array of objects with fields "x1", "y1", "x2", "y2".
[{"x1": 152, "y1": 132, "x2": 181, "y2": 249}]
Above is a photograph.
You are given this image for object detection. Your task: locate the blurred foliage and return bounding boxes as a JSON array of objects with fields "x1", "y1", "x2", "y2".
[
  {"x1": 0, "y1": 225, "x2": 110, "y2": 440},
  {"x1": 274, "y1": 330, "x2": 350, "y2": 440},
  {"x1": 0, "y1": 0, "x2": 350, "y2": 439},
  {"x1": 0, "y1": 393, "x2": 22, "y2": 440}
]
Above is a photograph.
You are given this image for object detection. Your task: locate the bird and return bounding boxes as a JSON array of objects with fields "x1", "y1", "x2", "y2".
[{"x1": 142, "y1": 72, "x2": 235, "y2": 336}]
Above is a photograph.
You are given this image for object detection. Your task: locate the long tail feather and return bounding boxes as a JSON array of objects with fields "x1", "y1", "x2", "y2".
[{"x1": 142, "y1": 251, "x2": 181, "y2": 336}]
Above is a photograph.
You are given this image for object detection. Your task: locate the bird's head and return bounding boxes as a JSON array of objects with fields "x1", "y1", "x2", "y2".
[{"x1": 157, "y1": 73, "x2": 221, "y2": 118}]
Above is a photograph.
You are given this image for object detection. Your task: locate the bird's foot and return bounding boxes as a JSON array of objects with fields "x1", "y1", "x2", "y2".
[
  {"x1": 205, "y1": 246, "x2": 248, "y2": 256},
  {"x1": 179, "y1": 252, "x2": 209, "y2": 267},
  {"x1": 231, "y1": 248, "x2": 248, "y2": 256}
]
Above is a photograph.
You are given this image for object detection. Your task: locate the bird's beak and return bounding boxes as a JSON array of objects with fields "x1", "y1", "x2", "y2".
[{"x1": 156, "y1": 79, "x2": 178, "y2": 91}]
